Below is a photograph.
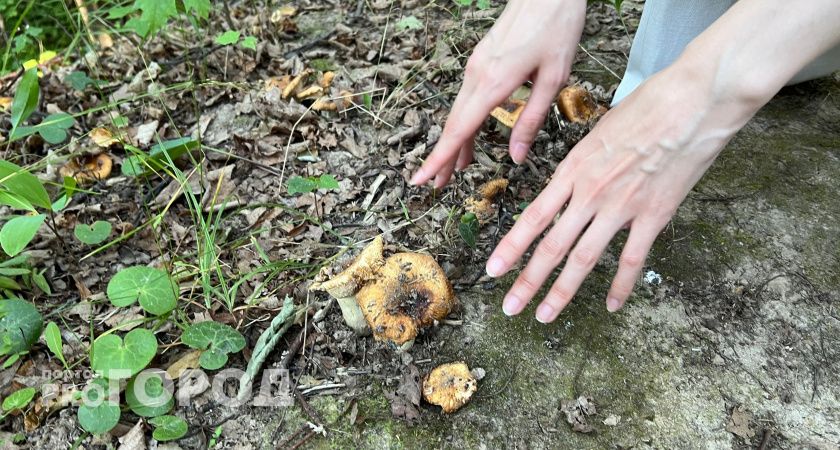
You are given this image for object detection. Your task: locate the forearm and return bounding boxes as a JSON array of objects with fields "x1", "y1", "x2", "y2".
[{"x1": 674, "y1": 0, "x2": 840, "y2": 108}]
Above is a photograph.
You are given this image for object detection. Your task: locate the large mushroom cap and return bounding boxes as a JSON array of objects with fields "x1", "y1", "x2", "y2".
[
  {"x1": 311, "y1": 236, "x2": 384, "y2": 298},
  {"x1": 356, "y1": 252, "x2": 456, "y2": 346},
  {"x1": 422, "y1": 362, "x2": 477, "y2": 413}
]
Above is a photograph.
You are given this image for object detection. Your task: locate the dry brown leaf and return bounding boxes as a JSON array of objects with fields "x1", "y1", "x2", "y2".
[
  {"x1": 89, "y1": 127, "x2": 119, "y2": 147},
  {"x1": 167, "y1": 350, "x2": 203, "y2": 380},
  {"x1": 117, "y1": 420, "x2": 145, "y2": 450},
  {"x1": 270, "y1": 5, "x2": 297, "y2": 23},
  {"x1": 726, "y1": 405, "x2": 755, "y2": 442},
  {"x1": 97, "y1": 33, "x2": 114, "y2": 49},
  {"x1": 58, "y1": 153, "x2": 113, "y2": 183}
]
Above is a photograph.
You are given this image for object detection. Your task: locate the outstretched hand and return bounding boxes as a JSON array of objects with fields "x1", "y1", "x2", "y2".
[{"x1": 410, "y1": 0, "x2": 586, "y2": 188}]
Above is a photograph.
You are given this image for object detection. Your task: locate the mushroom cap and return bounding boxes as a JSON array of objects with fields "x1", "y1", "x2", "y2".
[
  {"x1": 59, "y1": 153, "x2": 113, "y2": 183},
  {"x1": 465, "y1": 178, "x2": 509, "y2": 223},
  {"x1": 490, "y1": 99, "x2": 526, "y2": 128},
  {"x1": 422, "y1": 361, "x2": 477, "y2": 413},
  {"x1": 356, "y1": 252, "x2": 456, "y2": 346},
  {"x1": 557, "y1": 85, "x2": 599, "y2": 124},
  {"x1": 311, "y1": 236, "x2": 385, "y2": 298}
]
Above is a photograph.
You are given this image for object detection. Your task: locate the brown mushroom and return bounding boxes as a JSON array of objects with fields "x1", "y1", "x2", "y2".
[
  {"x1": 465, "y1": 178, "x2": 509, "y2": 224},
  {"x1": 490, "y1": 99, "x2": 526, "y2": 128},
  {"x1": 310, "y1": 236, "x2": 385, "y2": 334},
  {"x1": 556, "y1": 85, "x2": 601, "y2": 124},
  {"x1": 58, "y1": 153, "x2": 113, "y2": 183},
  {"x1": 355, "y1": 252, "x2": 456, "y2": 351},
  {"x1": 422, "y1": 362, "x2": 478, "y2": 413}
]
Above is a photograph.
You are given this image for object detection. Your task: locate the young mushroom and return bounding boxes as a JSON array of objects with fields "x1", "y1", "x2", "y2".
[
  {"x1": 356, "y1": 252, "x2": 455, "y2": 351},
  {"x1": 422, "y1": 361, "x2": 478, "y2": 414},
  {"x1": 310, "y1": 236, "x2": 385, "y2": 335}
]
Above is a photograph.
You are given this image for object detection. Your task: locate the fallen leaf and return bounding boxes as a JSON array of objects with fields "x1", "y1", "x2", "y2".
[
  {"x1": 270, "y1": 5, "x2": 297, "y2": 23},
  {"x1": 166, "y1": 350, "x2": 202, "y2": 380},
  {"x1": 726, "y1": 405, "x2": 755, "y2": 443},
  {"x1": 560, "y1": 395, "x2": 597, "y2": 433},
  {"x1": 117, "y1": 420, "x2": 145, "y2": 450},
  {"x1": 0, "y1": 97, "x2": 12, "y2": 111},
  {"x1": 135, "y1": 120, "x2": 159, "y2": 146},
  {"x1": 90, "y1": 127, "x2": 119, "y2": 147}
]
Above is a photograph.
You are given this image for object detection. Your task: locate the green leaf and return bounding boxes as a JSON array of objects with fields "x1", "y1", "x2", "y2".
[
  {"x1": 32, "y1": 269, "x2": 51, "y2": 295},
  {"x1": 77, "y1": 378, "x2": 120, "y2": 434},
  {"x1": 0, "y1": 192, "x2": 34, "y2": 212},
  {"x1": 215, "y1": 30, "x2": 240, "y2": 46},
  {"x1": 107, "y1": 5, "x2": 136, "y2": 19},
  {"x1": 107, "y1": 266, "x2": 176, "y2": 315},
  {"x1": 90, "y1": 328, "x2": 158, "y2": 379},
  {"x1": 126, "y1": 371, "x2": 173, "y2": 417},
  {"x1": 458, "y1": 212, "x2": 479, "y2": 249},
  {"x1": 476, "y1": 0, "x2": 491, "y2": 9},
  {"x1": 149, "y1": 415, "x2": 188, "y2": 441},
  {"x1": 11, "y1": 113, "x2": 75, "y2": 144},
  {"x1": 317, "y1": 174, "x2": 339, "y2": 191},
  {"x1": 0, "y1": 214, "x2": 46, "y2": 256},
  {"x1": 181, "y1": 322, "x2": 245, "y2": 370},
  {"x1": 44, "y1": 321, "x2": 67, "y2": 368},
  {"x1": 0, "y1": 298, "x2": 43, "y2": 355},
  {"x1": 396, "y1": 16, "x2": 423, "y2": 31},
  {"x1": 286, "y1": 176, "x2": 317, "y2": 195},
  {"x1": 128, "y1": 0, "x2": 178, "y2": 38},
  {"x1": 74, "y1": 221, "x2": 112, "y2": 245},
  {"x1": 0, "y1": 160, "x2": 52, "y2": 210},
  {"x1": 0, "y1": 276, "x2": 21, "y2": 290},
  {"x1": 452, "y1": 0, "x2": 472, "y2": 6},
  {"x1": 240, "y1": 36, "x2": 258, "y2": 51},
  {"x1": 65, "y1": 71, "x2": 96, "y2": 91},
  {"x1": 122, "y1": 138, "x2": 199, "y2": 177},
  {"x1": 10, "y1": 69, "x2": 39, "y2": 133},
  {"x1": 2, "y1": 387, "x2": 36, "y2": 412},
  {"x1": 183, "y1": 0, "x2": 211, "y2": 18}
]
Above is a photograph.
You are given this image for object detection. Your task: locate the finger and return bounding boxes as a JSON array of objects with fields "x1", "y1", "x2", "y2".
[
  {"x1": 434, "y1": 159, "x2": 457, "y2": 189},
  {"x1": 605, "y1": 219, "x2": 661, "y2": 312},
  {"x1": 499, "y1": 203, "x2": 590, "y2": 316},
  {"x1": 412, "y1": 72, "x2": 520, "y2": 186},
  {"x1": 535, "y1": 216, "x2": 624, "y2": 323},
  {"x1": 455, "y1": 134, "x2": 475, "y2": 170},
  {"x1": 509, "y1": 72, "x2": 563, "y2": 164},
  {"x1": 486, "y1": 172, "x2": 571, "y2": 279}
]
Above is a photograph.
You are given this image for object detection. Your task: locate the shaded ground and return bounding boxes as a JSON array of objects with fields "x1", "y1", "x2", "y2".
[{"x1": 1, "y1": 0, "x2": 838, "y2": 449}]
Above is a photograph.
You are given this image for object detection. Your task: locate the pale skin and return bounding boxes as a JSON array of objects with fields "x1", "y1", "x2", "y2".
[{"x1": 410, "y1": 0, "x2": 840, "y2": 323}]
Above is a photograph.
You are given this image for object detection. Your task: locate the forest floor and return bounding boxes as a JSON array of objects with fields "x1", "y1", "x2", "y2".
[{"x1": 0, "y1": 0, "x2": 838, "y2": 449}]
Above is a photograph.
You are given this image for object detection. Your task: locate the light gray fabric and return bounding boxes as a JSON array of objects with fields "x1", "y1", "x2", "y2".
[{"x1": 611, "y1": 0, "x2": 840, "y2": 105}]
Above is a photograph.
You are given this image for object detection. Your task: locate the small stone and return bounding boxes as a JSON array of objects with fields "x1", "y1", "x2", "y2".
[{"x1": 712, "y1": 354, "x2": 725, "y2": 366}]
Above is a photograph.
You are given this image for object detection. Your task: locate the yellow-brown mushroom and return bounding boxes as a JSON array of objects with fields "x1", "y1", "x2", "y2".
[
  {"x1": 310, "y1": 236, "x2": 385, "y2": 334},
  {"x1": 556, "y1": 85, "x2": 600, "y2": 124},
  {"x1": 464, "y1": 178, "x2": 509, "y2": 224},
  {"x1": 356, "y1": 252, "x2": 456, "y2": 351},
  {"x1": 490, "y1": 99, "x2": 526, "y2": 128},
  {"x1": 422, "y1": 362, "x2": 477, "y2": 413},
  {"x1": 58, "y1": 153, "x2": 113, "y2": 184}
]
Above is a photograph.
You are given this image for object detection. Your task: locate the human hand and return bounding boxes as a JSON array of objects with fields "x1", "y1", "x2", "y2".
[
  {"x1": 410, "y1": 0, "x2": 587, "y2": 188},
  {"x1": 485, "y1": 65, "x2": 760, "y2": 322}
]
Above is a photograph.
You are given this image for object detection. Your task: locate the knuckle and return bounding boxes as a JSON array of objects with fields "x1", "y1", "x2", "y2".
[
  {"x1": 547, "y1": 284, "x2": 574, "y2": 304},
  {"x1": 520, "y1": 204, "x2": 550, "y2": 228},
  {"x1": 515, "y1": 274, "x2": 541, "y2": 295},
  {"x1": 537, "y1": 235, "x2": 566, "y2": 258},
  {"x1": 571, "y1": 247, "x2": 598, "y2": 268},
  {"x1": 619, "y1": 253, "x2": 645, "y2": 271}
]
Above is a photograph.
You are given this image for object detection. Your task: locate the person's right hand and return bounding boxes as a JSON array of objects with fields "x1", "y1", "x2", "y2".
[{"x1": 410, "y1": 0, "x2": 587, "y2": 188}]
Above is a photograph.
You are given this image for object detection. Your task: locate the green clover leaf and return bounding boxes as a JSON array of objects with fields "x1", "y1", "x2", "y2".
[
  {"x1": 90, "y1": 329, "x2": 157, "y2": 379},
  {"x1": 126, "y1": 370, "x2": 173, "y2": 417},
  {"x1": 149, "y1": 415, "x2": 188, "y2": 441},
  {"x1": 181, "y1": 322, "x2": 245, "y2": 370},
  {"x1": 0, "y1": 298, "x2": 43, "y2": 355},
  {"x1": 107, "y1": 266, "x2": 176, "y2": 315},
  {"x1": 77, "y1": 378, "x2": 120, "y2": 434},
  {"x1": 74, "y1": 220, "x2": 112, "y2": 245}
]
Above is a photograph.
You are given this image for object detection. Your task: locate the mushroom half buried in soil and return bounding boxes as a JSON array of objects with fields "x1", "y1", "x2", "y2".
[
  {"x1": 356, "y1": 252, "x2": 456, "y2": 351},
  {"x1": 310, "y1": 236, "x2": 385, "y2": 335},
  {"x1": 422, "y1": 362, "x2": 478, "y2": 414}
]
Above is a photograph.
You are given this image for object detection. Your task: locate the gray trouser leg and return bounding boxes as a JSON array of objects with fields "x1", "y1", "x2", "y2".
[{"x1": 611, "y1": 0, "x2": 840, "y2": 106}]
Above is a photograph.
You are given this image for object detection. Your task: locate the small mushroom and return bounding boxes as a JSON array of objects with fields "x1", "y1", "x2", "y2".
[
  {"x1": 556, "y1": 85, "x2": 601, "y2": 124},
  {"x1": 59, "y1": 153, "x2": 113, "y2": 183},
  {"x1": 490, "y1": 99, "x2": 525, "y2": 128},
  {"x1": 310, "y1": 236, "x2": 385, "y2": 334},
  {"x1": 355, "y1": 252, "x2": 456, "y2": 351},
  {"x1": 422, "y1": 362, "x2": 478, "y2": 413},
  {"x1": 464, "y1": 178, "x2": 509, "y2": 224}
]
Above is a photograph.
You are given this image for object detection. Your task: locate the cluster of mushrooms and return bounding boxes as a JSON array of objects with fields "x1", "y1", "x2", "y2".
[{"x1": 311, "y1": 236, "x2": 478, "y2": 413}]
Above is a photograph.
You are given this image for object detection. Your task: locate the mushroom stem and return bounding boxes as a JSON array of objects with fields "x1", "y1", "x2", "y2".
[{"x1": 337, "y1": 296, "x2": 369, "y2": 335}]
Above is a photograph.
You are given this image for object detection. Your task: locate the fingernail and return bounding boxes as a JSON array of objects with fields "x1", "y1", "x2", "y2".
[
  {"x1": 607, "y1": 297, "x2": 622, "y2": 312},
  {"x1": 502, "y1": 294, "x2": 524, "y2": 316},
  {"x1": 511, "y1": 142, "x2": 528, "y2": 164},
  {"x1": 535, "y1": 303, "x2": 556, "y2": 323},
  {"x1": 486, "y1": 257, "x2": 506, "y2": 277}
]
